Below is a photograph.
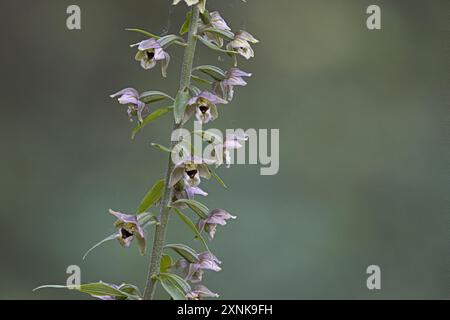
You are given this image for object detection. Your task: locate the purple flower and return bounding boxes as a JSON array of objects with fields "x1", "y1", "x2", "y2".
[
  {"x1": 211, "y1": 133, "x2": 248, "y2": 167},
  {"x1": 213, "y1": 68, "x2": 252, "y2": 101},
  {"x1": 226, "y1": 30, "x2": 259, "y2": 60},
  {"x1": 184, "y1": 91, "x2": 228, "y2": 124},
  {"x1": 109, "y1": 209, "x2": 146, "y2": 255},
  {"x1": 199, "y1": 11, "x2": 232, "y2": 47},
  {"x1": 172, "y1": 184, "x2": 208, "y2": 208},
  {"x1": 176, "y1": 252, "x2": 222, "y2": 283},
  {"x1": 131, "y1": 38, "x2": 170, "y2": 77},
  {"x1": 186, "y1": 285, "x2": 219, "y2": 300},
  {"x1": 197, "y1": 209, "x2": 237, "y2": 240},
  {"x1": 110, "y1": 88, "x2": 147, "y2": 123},
  {"x1": 169, "y1": 157, "x2": 212, "y2": 189}
]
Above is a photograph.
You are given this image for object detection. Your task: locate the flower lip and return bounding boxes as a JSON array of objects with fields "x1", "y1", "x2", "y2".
[
  {"x1": 186, "y1": 169, "x2": 198, "y2": 179},
  {"x1": 121, "y1": 228, "x2": 133, "y2": 239},
  {"x1": 199, "y1": 106, "x2": 209, "y2": 114}
]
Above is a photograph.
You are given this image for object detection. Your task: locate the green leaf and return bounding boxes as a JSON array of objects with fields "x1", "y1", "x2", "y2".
[
  {"x1": 210, "y1": 169, "x2": 228, "y2": 189},
  {"x1": 34, "y1": 282, "x2": 133, "y2": 300},
  {"x1": 193, "y1": 65, "x2": 226, "y2": 81},
  {"x1": 160, "y1": 254, "x2": 173, "y2": 273},
  {"x1": 195, "y1": 35, "x2": 237, "y2": 54},
  {"x1": 151, "y1": 143, "x2": 172, "y2": 153},
  {"x1": 126, "y1": 28, "x2": 160, "y2": 39},
  {"x1": 172, "y1": 208, "x2": 210, "y2": 251},
  {"x1": 82, "y1": 233, "x2": 118, "y2": 260},
  {"x1": 172, "y1": 199, "x2": 209, "y2": 219},
  {"x1": 131, "y1": 107, "x2": 172, "y2": 140},
  {"x1": 180, "y1": 11, "x2": 192, "y2": 35},
  {"x1": 203, "y1": 27, "x2": 235, "y2": 41},
  {"x1": 139, "y1": 91, "x2": 174, "y2": 104},
  {"x1": 158, "y1": 34, "x2": 186, "y2": 48},
  {"x1": 158, "y1": 274, "x2": 190, "y2": 300},
  {"x1": 136, "y1": 179, "x2": 165, "y2": 214},
  {"x1": 174, "y1": 89, "x2": 190, "y2": 124},
  {"x1": 137, "y1": 211, "x2": 159, "y2": 227},
  {"x1": 191, "y1": 75, "x2": 212, "y2": 85},
  {"x1": 164, "y1": 243, "x2": 199, "y2": 263}
]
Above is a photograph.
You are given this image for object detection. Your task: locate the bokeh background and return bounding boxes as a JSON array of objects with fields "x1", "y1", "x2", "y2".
[{"x1": 1, "y1": 0, "x2": 449, "y2": 299}]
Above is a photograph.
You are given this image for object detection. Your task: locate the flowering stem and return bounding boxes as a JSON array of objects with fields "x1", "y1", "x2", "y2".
[{"x1": 143, "y1": 5, "x2": 200, "y2": 301}]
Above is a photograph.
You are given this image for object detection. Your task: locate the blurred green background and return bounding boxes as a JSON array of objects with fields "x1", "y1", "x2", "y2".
[{"x1": 0, "y1": 0, "x2": 448, "y2": 299}]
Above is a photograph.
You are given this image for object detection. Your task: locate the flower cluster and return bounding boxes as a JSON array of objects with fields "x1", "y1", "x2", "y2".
[{"x1": 37, "y1": 0, "x2": 258, "y2": 301}]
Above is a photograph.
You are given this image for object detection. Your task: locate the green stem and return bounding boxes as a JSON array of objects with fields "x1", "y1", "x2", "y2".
[{"x1": 143, "y1": 5, "x2": 200, "y2": 301}]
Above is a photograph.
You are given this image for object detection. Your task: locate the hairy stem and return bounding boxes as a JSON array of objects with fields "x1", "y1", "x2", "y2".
[{"x1": 143, "y1": 5, "x2": 200, "y2": 300}]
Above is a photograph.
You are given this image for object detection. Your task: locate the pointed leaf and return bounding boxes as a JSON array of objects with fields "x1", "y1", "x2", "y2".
[
  {"x1": 172, "y1": 199, "x2": 209, "y2": 219},
  {"x1": 210, "y1": 169, "x2": 228, "y2": 189},
  {"x1": 34, "y1": 282, "x2": 131, "y2": 299},
  {"x1": 164, "y1": 243, "x2": 199, "y2": 263},
  {"x1": 162, "y1": 273, "x2": 191, "y2": 293},
  {"x1": 195, "y1": 35, "x2": 237, "y2": 54},
  {"x1": 136, "y1": 179, "x2": 165, "y2": 214},
  {"x1": 193, "y1": 65, "x2": 226, "y2": 81},
  {"x1": 180, "y1": 11, "x2": 192, "y2": 35},
  {"x1": 131, "y1": 107, "x2": 172, "y2": 140},
  {"x1": 174, "y1": 89, "x2": 190, "y2": 124},
  {"x1": 158, "y1": 34, "x2": 186, "y2": 48},
  {"x1": 191, "y1": 75, "x2": 212, "y2": 85},
  {"x1": 172, "y1": 208, "x2": 210, "y2": 251},
  {"x1": 158, "y1": 274, "x2": 189, "y2": 300},
  {"x1": 203, "y1": 27, "x2": 235, "y2": 41},
  {"x1": 126, "y1": 28, "x2": 160, "y2": 39},
  {"x1": 138, "y1": 212, "x2": 159, "y2": 229},
  {"x1": 151, "y1": 143, "x2": 172, "y2": 153},
  {"x1": 82, "y1": 233, "x2": 118, "y2": 260},
  {"x1": 160, "y1": 254, "x2": 173, "y2": 273},
  {"x1": 139, "y1": 91, "x2": 175, "y2": 104}
]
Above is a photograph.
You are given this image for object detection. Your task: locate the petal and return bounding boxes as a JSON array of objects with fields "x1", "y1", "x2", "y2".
[
  {"x1": 153, "y1": 48, "x2": 166, "y2": 61},
  {"x1": 227, "y1": 68, "x2": 252, "y2": 78},
  {"x1": 110, "y1": 88, "x2": 139, "y2": 99},
  {"x1": 224, "y1": 140, "x2": 242, "y2": 149},
  {"x1": 197, "y1": 164, "x2": 211, "y2": 179},
  {"x1": 137, "y1": 38, "x2": 160, "y2": 51},
  {"x1": 109, "y1": 209, "x2": 139, "y2": 225},
  {"x1": 236, "y1": 30, "x2": 259, "y2": 43},
  {"x1": 118, "y1": 95, "x2": 139, "y2": 105},
  {"x1": 141, "y1": 58, "x2": 156, "y2": 70},
  {"x1": 210, "y1": 11, "x2": 231, "y2": 31},
  {"x1": 169, "y1": 166, "x2": 185, "y2": 188},
  {"x1": 160, "y1": 52, "x2": 170, "y2": 78},
  {"x1": 198, "y1": 91, "x2": 228, "y2": 105}
]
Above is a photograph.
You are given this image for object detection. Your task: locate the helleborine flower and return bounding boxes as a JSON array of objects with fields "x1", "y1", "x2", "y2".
[
  {"x1": 172, "y1": 182, "x2": 208, "y2": 207},
  {"x1": 169, "y1": 157, "x2": 212, "y2": 188},
  {"x1": 176, "y1": 252, "x2": 222, "y2": 283},
  {"x1": 109, "y1": 209, "x2": 146, "y2": 255},
  {"x1": 186, "y1": 285, "x2": 219, "y2": 300},
  {"x1": 173, "y1": 0, "x2": 206, "y2": 13},
  {"x1": 197, "y1": 209, "x2": 237, "y2": 240},
  {"x1": 227, "y1": 30, "x2": 259, "y2": 60},
  {"x1": 110, "y1": 88, "x2": 147, "y2": 123},
  {"x1": 199, "y1": 11, "x2": 232, "y2": 48},
  {"x1": 131, "y1": 38, "x2": 170, "y2": 77},
  {"x1": 213, "y1": 68, "x2": 252, "y2": 101},
  {"x1": 212, "y1": 133, "x2": 248, "y2": 167},
  {"x1": 183, "y1": 91, "x2": 228, "y2": 124}
]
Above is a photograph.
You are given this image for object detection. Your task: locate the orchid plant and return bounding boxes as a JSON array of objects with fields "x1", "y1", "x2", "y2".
[{"x1": 35, "y1": 0, "x2": 257, "y2": 300}]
